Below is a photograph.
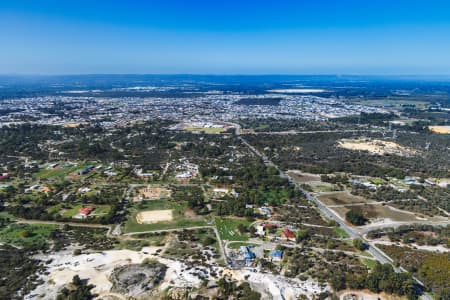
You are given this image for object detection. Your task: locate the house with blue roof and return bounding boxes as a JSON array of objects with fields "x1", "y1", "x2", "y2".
[{"x1": 269, "y1": 250, "x2": 283, "y2": 262}]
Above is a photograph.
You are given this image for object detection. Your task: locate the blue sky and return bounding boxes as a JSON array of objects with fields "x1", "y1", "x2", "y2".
[{"x1": 1, "y1": 0, "x2": 450, "y2": 74}]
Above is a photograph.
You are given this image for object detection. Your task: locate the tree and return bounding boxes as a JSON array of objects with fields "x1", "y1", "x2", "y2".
[
  {"x1": 345, "y1": 210, "x2": 367, "y2": 226},
  {"x1": 353, "y1": 238, "x2": 366, "y2": 251},
  {"x1": 237, "y1": 224, "x2": 247, "y2": 235},
  {"x1": 330, "y1": 272, "x2": 346, "y2": 291}
]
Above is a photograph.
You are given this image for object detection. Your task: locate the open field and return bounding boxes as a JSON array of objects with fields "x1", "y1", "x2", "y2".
[
  {"x1": 332, "y1": 204, "x2": 425, "y2": 223},
  {"x1": 287, "y1": 170, "x2": 321, "y2": 183},
  {"x1": 184, "y1": 127, "x2": 226, "y2": 133},
  {"x1": 338, "y1": 138, "x2": 417, "y2": 156},
  {"x1": 0, "y1": 223, "x2": 56, "y2": 249},
  {"x1": 318, "y1": 191, "x2": 371, "y2": 206},
  {"x1": 136, "y1": 210, "x2": 173, "y2": 224},
  {"x1": 360, "y1": 258, "x2": 378, "y2": 270},
  {"x1": 134, "y1": 186, "x2": 171, "y2": 202},
  {"x1": 429, "y1": 125, "x2": 450, "y2": 134},
  {"x1": 124, "y1": 200, "x2": 207, "y2": 233},
  {"x1": 215, "y1": 217, "x2": 250, "y2": 241},
  {"x1": 33, "y1": 162, "x2": 95, "y2": 180},
  {"x1": 227, "y1": 241, "x2": 258, "y2": 249},
  {"x1": 308, "y1": 182, "x2": 340, "y2": 192},
  {"x1": 334, "y1": 226, "x2": 350, "y2": 238},
  {"x1": 60, "y1": 204, "x2": 111, "y2": 219},
  {"x1": 353, "y1": 98, "x2": 431, "y2": 108}
]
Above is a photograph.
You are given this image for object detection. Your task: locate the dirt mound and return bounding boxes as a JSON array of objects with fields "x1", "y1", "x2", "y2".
[{"x1": 109, "y1": 260, "x2": 167, "y2": 298}]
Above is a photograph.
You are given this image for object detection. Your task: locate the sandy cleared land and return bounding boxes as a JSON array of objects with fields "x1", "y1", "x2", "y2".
[
  {"x1": 338, "y1": 138, "x2": 417, "y2": 156},
  {"x1": 233, "y1": 270, "x2": 329, "y2": 300},
  {"x1": 136, "y1": 209, "x2": 173, "y2": 224},
  {"x1": 134, "y1": 186, "x2": 171, "y2": 202},
  {"x1": 429, "y1": 125, "x2": 450, "y2": 134},
  {"x1": 332, "y1": 204, "x2": 425, "y2": 224},
  {"x1": 26, "y1": 246, "x2": 327, "y2": 300},
  {"x1": 27, "y1": 247, "x2": 161, "y2": 299},
  {"x1": 287, "y1": 170, "x2": 321, "y2": 183},
  {"x1": 367, "y1": 239, "x2": 450, "y2": 253},
  {"x1": 318, "y1": 191, "x2": 372, "y2": 206},
  {"x1": 26, "y1": 247, "x2": 201, "y2": 300}
]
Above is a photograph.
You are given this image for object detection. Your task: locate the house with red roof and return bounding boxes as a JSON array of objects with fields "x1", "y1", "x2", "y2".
[
  {"x1": 283, "y1": 228, "x2": 296, "y2": 241},
  {"x1": 73, "y1": 207, "x2": 95, "y2": 219},
  {"x1": 0, "y1": 173, "x2": 10, "y2": 181},
  {"x1": 79, "y1": 207, "x2": 94, "y2": 216}
]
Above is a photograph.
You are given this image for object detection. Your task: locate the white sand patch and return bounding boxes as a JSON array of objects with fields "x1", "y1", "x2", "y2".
[
  {"x1": 338, "y1": 138, "x2": 417, "y2": 156},
  {"x1": 26, "y1": 247, "x2": 201, "y2": 300},
  {"x1": 429, "y1": 125, "x2": 450, "y2": 134},
  {"x1": 231, "y1": 270, "x2": 329, "y2": 300},
  {"x1": 136, "y1": 209, "x2": 173, "y2": 224},
  {"x1": 368, "y1": 239, "x2": 450, "y2": 253}
]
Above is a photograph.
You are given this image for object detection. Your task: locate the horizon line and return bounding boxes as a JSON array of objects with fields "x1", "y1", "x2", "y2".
[{"x1": 1, "y1": 73, "x2": 450, "y2": 78}]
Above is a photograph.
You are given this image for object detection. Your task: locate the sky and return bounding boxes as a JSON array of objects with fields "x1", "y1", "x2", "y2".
[{"x1": 1, "y1": 0, "x2": 450, "y2": 75}]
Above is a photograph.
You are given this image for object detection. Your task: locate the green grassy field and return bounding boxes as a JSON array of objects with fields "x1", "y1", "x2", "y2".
[
  {"x1": 123, "y1": 200, "x2": 207, "y2": 233},
  {"x1": 360, "y1": 258, "x2": 378, "y2": 270},
  {"x1": 227, "y1": 241, "x2": 258, "y2": 249},
  {"x1": 310, "y1": 183, "x2": 339, "y2": 193},
  {"x1": 370, "y1": 178, "x2": 385, "y2": 185},
  {"x1": 60, "y1": 204, "x2": 111, "y2": 218},
  {"x1": 34, "y1": 161, "x2": 96, "y2": 179},
  {"x1": 334, "y1": 226, "x2": 350, "y2": 238},
  {"x1": 185, "y1": 127, "x2": 226, "y2": 133},
  {"x1": 0, "y1": 212, "x2": 16, "y2": 221},
  {"x1": 261, "y1": 189, "x2": 289, "y2": 204},
  {"x1": 0, "y1": 223, "x2": 56, "y2": 249},
  {"x1": 215, "y1": 217, "x2": 250, "y2": 241}
]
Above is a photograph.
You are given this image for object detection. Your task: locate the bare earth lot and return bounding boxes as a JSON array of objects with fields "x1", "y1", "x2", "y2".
[
  {"x1": 287, "y1": 170, "x2": 321, "y2": 183},
  {"x1": 332, "y1": 204, "x2": 425, "y2": 223},
  {"x1": 136, "y1": 210, "x2": 173, "y2": 224},
  {"x1": 318, "y1": 191, "x2": 372, "y2": 206},
  {"x1": 338, "y1": 138, "x2": 417, "y2": 156},
  {"x1": 429, "y1": 125, "x2": 450, "y2": 134}
]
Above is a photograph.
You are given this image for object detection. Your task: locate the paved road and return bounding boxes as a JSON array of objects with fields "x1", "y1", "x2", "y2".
[
  {"x1": 238, "y1": 134, "x2": 432, "y2": 300},
  {"x1": 17, "y1": 219, "x2": 110, "y2": 229}
]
